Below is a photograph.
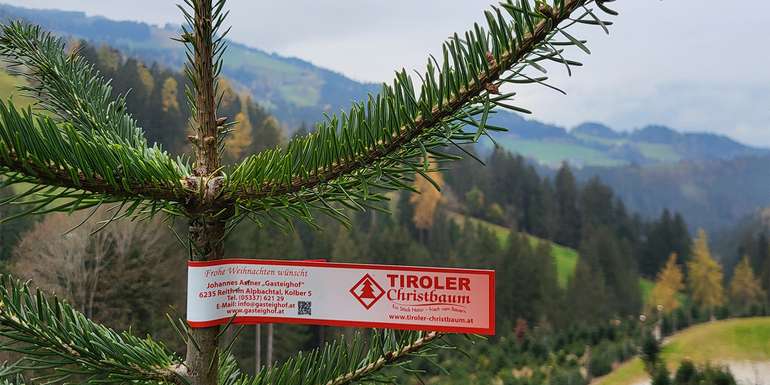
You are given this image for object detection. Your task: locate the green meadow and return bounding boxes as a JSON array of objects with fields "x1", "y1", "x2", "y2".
[{"x1": 596, "y1": 317, "x2": 770, "y2": 385}]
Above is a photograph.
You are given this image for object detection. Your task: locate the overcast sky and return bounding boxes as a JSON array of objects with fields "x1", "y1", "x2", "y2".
[{"x1": 4, "y1": 0, "x2": 770, "y2": 146}]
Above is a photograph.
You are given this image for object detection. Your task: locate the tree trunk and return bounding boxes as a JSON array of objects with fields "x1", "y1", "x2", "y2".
[
  {"x1": 184, "y1": 1, "x2": 226, "y2": 385},
  {"x1": 255, "y1": 324, "x2": 261, "y2": 372},
  {"x1": 186, "y1": 217, "x2": 226, "y2": 385}
]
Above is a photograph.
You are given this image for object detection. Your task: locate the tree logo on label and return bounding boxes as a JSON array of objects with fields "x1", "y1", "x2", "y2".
[{"x1": 350, "y1": 274, "x2": 385, "y2": 309}]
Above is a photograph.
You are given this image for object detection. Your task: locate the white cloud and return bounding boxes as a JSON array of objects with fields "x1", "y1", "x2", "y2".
[{"x1": 2, "y1": 0, "x2": 769, "y2": 145}]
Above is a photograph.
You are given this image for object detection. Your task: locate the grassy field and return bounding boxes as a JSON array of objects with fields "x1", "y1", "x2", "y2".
[
  {"x1": 493, "y1": 137, "x2": 625, "y2": 167},
  {"x1": 224, "y1": 48, "x2": 323, "y2": 108},
  {"x1": 493, "y1": 133, "x2": 687, "y2": 168},
  {"x1": 595, "y1": 317, "x2": 770, "y2": 385},
  {"x1": 495, "y1": 134, "x2": 684, "y2": 168},
  {"x1": 1, "y1": 70, "x2": 35, "y2": 196},
  {"x1": 636, "y1": 143, "x2": 681, "y2": 163},
  {"x1": 573, "y1": 134, "x2": 682, "y2": 163}
]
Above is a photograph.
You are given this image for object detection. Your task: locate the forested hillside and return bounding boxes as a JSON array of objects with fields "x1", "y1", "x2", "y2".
[
  {"x1": 0, "y1": 3, "x2": 378, "y2": 128},
  {"x1": 712, "y1": 208, "x2": 770, "y2": 285},
  {"x1": 74, "y1": 43, "x2": 284, "y2": 159},
  {"x1": 579, "y1": 155, "x2": 770, "y2": 231}
]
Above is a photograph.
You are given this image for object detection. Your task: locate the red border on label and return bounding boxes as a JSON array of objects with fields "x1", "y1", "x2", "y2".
[{"x1": 187, "y1": 259, "x2": 495, "y2": 335}]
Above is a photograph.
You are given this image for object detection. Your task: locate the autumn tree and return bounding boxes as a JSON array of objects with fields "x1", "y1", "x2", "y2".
[
  {"x1": 647, "y1": 253, "x2": 684, "y2": 314},
  {"x1": 729, "y1": 256, "x2": 765, "y2": 312},
  {"x1": 465, "y1": 187, "x2": 486, "y2": 217},
  {"x1": 161, "y1": 76, "x2": 181, "y2": 113},
  {"x1": 410, "y1": 158, "x2": 444, "y2": 241},
  {"x1": 687, "y1": 229, "x2": 725, "y2": 316},
  {"x1": 0, "y1": 1, "x2": 623, "y2": 385},
  {"x1": 12, "y1": 214, "x2": 106, "y2": 319},
  {"x1": 226, "y1": 110, "x2": 254, "y2": 160}
]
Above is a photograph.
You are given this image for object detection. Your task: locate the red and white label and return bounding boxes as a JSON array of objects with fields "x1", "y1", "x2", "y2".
[{"x1": 187, "y1": 259, "x2": 495, "y2": 335}]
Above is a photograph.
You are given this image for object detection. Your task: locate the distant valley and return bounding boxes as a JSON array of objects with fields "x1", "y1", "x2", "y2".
[{"x1": 576, "y1": 155, "x2": 770, "y2": 232}]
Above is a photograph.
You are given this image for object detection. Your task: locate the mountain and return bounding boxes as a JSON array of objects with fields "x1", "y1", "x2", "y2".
[
  {"x1": 3, "y1": 3, "x2": 764, "y2": 167},
  {"x1": 0, "y1": 3, "x2": 378, "y2": 129},
  {"x1": 4, "y1": 3, "x2": 768, "y2": 232},
  {"x1": 480, "y1": 113, "x2": 769, "y2": 168},
  {"x1": 576, "y1": 155, "x2": 770, "y2": 231}
]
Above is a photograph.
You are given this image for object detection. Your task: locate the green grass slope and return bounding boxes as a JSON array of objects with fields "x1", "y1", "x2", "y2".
[
  {"x1": 596, "y1": 317, "x2": 770, "y2": 385},
  {"x1": 493, "y1": 137, "x2": 625, "y2": 168},
  {"x1": 574, "y1": 133, "x2": 683, "y2": 163},
  {"x1": 491, "y1": 133, "x2": 684, "y2": 168},
  {"x1": 0, "y1": 69, "x2": 34, "y2": 110}
]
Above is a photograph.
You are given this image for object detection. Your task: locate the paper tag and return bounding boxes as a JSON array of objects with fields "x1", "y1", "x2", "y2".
[{"x1": 187, "y1": 259, "x2": 495, "y2": 335}]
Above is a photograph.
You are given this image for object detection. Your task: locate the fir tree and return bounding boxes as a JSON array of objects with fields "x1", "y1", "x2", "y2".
[
  {"x1": 640, "y1": 210, "x2": 692, "y2": 278},
  {"x1": 579, "y1": 177, "x2": 617, "y2": 233},
  {"x1": 579, "y1": 226, "x2": 642, "y2": 317},
  {"x1": 671, "y1": 213, "x2": 692, "y2": 264},
  {"x1": 532, "y1": 239, "x2": 561, "y2": 323},
  {"x1": 753, "y1": 232, "x2": 770, "y2": 296},
  {"x1": 567, "y1": 258, "x2": 609, "y2": 324},
  {"x1": 554, "y1": 162, "x2": 581, "y2": 247},
  {"x1": 497, "y1": 231, "x2": 538, "y2": 325},
  {"x1": 0, "y1": 1, "x2": 622, "y2": 384}
]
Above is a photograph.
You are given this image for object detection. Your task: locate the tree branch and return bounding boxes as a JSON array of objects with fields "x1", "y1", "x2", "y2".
[
  {"x1": 0, "y1": 22, "x2": 191, "y2": 214},
  {"x1": 324, "y1": 331, "x2": 443, "y2": 385},
  {"x1": 215, "y1": 330, "x2": 446, "y2": 385},
  {"x1": 0, "y1": 276, "x2": 187, "y2": 385},
  {"x1": 0, "y1": 102, "x2": 190, "y2": 218},
  {"x1": 1, "y1": 151, "x2": 185, "y2": 201},
  {"x1": 228, "y1": 0, "x2": 600, "y2": 205}
]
